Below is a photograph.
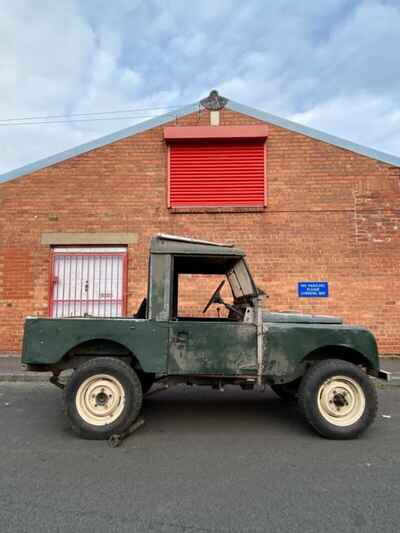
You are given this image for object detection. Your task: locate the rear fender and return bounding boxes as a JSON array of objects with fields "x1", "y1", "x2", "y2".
[{"x1": 22, "y1": 318, "x2": 168, "y2": 373}]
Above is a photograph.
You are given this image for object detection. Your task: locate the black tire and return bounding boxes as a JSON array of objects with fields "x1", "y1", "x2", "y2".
[
  {"x1": 271, "y1": 380, "x2": 299, "y2": 402},
  {"x1": 137, "y1": 371, "x2": 155, "y2": 394},
  {"x1": 298, "y1": 359, "x2": 377, "y2": 439},
  {"x1": 64, "y1": 357, "x2": 143, "y2": 440}
]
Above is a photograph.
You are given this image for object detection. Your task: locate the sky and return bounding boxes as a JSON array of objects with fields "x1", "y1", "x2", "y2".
[{"x1": 1, "y1": 0, "x2": 400, "y2": 178}]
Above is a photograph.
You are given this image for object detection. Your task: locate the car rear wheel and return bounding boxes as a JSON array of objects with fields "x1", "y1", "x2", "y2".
[
  {"x1": 298, "y1": 359, "x2": 377, "y2": 439},
  {"x1": 64, "y1": 357, "x2": 143, "y2": 440}
]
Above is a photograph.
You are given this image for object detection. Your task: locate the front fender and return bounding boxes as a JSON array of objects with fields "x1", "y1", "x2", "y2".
[{"x1": 263, "y1": 323, "x2": 379, "y2": 380}]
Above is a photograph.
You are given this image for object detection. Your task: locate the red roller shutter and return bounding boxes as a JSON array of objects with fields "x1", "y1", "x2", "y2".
[{"x1": 168, "y1": 138, "x2": 266, "y2": 208}]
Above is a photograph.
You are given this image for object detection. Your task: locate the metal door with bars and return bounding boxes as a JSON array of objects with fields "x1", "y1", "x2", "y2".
[{"x1": 49, "y1": 247, "x2": 128, "y2": 318}]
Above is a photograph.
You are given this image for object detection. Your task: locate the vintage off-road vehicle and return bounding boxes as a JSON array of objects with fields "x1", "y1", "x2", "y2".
[{"x1": 22, "y1": 234, "x2": 390, "y2": 440}]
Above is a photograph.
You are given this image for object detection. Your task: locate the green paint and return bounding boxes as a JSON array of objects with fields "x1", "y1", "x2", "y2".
[
  {"x1": 168, "y1": 321, "x2": 257, "y2": 375},
  {"x1": 22, "y1": 318, "x2": 169, "y2": 373}
]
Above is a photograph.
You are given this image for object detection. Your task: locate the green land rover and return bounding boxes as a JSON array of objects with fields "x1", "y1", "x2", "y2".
[{"x1": 22, "y1": 234, "x2": 390, "y2": 440}]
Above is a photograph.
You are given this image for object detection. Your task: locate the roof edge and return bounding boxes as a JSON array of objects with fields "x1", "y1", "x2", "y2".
[
  {"x1": 0, "y1": 102, "x2": 200, "y2": 184},
  {"x1": 1, "y1": 97, "x2": 399, "y2": 185},
  {"x1": 227, "y1": 100, "x2": 400, "y2": 168}
]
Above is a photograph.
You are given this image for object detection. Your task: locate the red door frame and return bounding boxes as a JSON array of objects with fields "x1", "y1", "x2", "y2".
[{"x1": 48, "y1": 249, "x2": 128, "y2": 318}]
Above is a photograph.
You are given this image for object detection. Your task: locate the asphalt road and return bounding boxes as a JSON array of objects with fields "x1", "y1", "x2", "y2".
[{"x1": 0, "y1": 383, "x2": 399, "y2": 533}]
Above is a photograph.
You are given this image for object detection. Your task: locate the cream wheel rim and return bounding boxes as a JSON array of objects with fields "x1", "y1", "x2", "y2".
[
  {"x1": 317, "y1": 375, "x2": 366, "y2": 427},
  {"x1": 75, "y1": 374, "x2": 126, "y2": 426}
]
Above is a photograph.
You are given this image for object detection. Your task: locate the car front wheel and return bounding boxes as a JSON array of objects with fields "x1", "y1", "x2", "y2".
[
  {"x1": 64, "y1": 357, "x2": 143, "y2": 440},
  {"x1": 298, "y1": 359, "x2": 378, "y2": 439}
]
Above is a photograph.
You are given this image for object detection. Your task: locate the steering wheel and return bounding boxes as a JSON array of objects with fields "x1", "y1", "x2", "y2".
[{"x1": 202, "y1": 280, "x2": 226, "y2": 314}]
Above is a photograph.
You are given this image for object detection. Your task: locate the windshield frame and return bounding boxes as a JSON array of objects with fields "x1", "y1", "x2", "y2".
[{"x1": 226, "y1": 258, "x2": 258, "y2": 300}]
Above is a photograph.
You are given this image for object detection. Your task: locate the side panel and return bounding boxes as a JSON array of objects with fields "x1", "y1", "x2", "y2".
[
  {"x1": 168, "y1": 321, "x2": 257, "y2": 375},
  {"x1": 263, "y1": 323, "x2": 380, "y2": 382},
  {"x1": 22, "y1": 318, "x2": 168, "y2": 373}
]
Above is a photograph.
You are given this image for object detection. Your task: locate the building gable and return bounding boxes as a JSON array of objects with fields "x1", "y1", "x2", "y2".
[{"x1": 0, "y1": 96, "x2": 399, "y2": 185}]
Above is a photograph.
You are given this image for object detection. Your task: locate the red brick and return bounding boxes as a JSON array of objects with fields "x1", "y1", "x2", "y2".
[{"x1": 0, "y1": 108, "x2": 399, "y2": 355}]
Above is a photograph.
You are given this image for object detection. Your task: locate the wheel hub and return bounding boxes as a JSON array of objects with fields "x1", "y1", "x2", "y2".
[
  {"x1": 75, "y1": 374, "x2": 126, "y2": 426},
  {"x1": 95, "y1": 391, "x2": 109, "y2": 406},
  {"x1": 332, "y1": 392, "x2": 347, "y2": 408},
  {"x1": 317, "y1": 375, "x2": 366, "y2": 427}
]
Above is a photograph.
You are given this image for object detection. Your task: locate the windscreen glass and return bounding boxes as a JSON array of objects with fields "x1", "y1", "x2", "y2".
[{"x1": 227, "y1": 260, "x2": 255, "y2": 298}]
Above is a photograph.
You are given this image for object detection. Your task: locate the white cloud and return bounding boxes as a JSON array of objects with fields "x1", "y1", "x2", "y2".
[{"x1": 291, "y1": 93, "x2": 400, "y2": 156}]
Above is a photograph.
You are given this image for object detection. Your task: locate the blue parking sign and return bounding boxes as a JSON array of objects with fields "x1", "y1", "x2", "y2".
[{"x1": 298, "y1": 281, "x2": 329, "y2": 298}]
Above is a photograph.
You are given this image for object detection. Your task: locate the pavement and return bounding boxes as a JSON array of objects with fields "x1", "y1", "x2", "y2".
[
  {"x1": 0, "y1": 356, "x2": 52, "y2": 382},
  {"x1": 0, "y1": 382, "x2": 399, "y2": 532},
  {"x1": 1, "y1": 354, "x2": 399, "y2": 384}
]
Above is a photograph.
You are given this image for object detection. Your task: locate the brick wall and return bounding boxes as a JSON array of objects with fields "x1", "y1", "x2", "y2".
[{"x1": 0, "y1": 107, "x2": 399, "y2": 355}]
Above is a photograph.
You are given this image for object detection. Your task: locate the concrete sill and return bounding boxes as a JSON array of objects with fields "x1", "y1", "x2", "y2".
[{"x1": 170, "y1": 206, "x2": 266, "y2": 214}]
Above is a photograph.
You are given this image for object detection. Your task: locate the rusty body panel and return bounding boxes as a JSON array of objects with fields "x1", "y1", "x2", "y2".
[
  {"x1": 22, "y1": 234, "x2": 381, "y2": 383},
  {"x1": 263, "y1": 322, "x2": 379, "y2": 383},
  {"x1": 168, "y1": 321, "x2": 257, "y2": 375}
]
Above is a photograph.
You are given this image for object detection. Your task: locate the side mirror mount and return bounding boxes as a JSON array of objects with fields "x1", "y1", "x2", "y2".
[{"x1": 257, "y1": 286, "x2": 269, "y2": 299}]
